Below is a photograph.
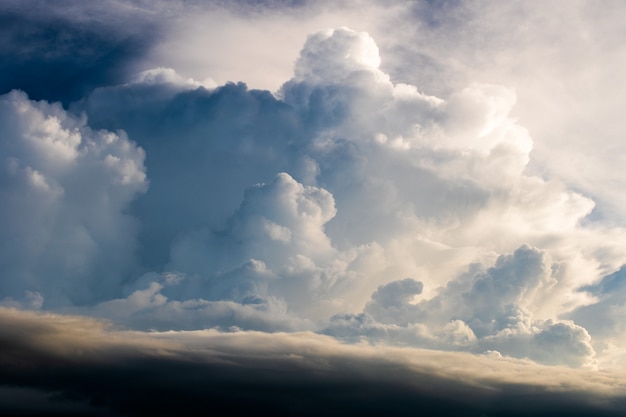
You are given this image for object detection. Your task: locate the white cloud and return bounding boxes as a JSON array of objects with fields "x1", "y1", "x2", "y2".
[
  {"x1": 290, "y1": 27, "x2": 383, "y2": 84},
  {"x1": 72, "y1": 272, "x2": 312, "y2": 332},
  {"x1": 131, "y1": 67, "x2": 217, "y2": 90},
  {"x1": 69, "y1": 28, "x2": 626, "y2": 361},
  {"x1": 327, "y1": 245, "x2": 598, "y2": 367},
  {"x1": 0, "y1": 90, "x2": 146, "y2": 307},
  {"x1": 370, "y1": 1, "x2": 626, "y2": 225},
  {"x1": 3, "y1": 15, "x2": 626, "y2": 367},
  {"x1": 144, "y1": 1, "x2": 403, "y2": 92},
  {"x1": 7, "y1": 4, "x2": 626, "y2": 415},
  {"x1": 166, "y1": 173, "x2": 338, "y2": 304}
]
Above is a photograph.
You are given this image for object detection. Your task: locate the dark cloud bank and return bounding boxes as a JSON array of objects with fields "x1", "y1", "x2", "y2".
[
  {"x1": 0, "y1": 0, "x2": 161, "y2": 104},
  {"x1": 1, "y1": 308, "x2": 626, "y2": 417}
]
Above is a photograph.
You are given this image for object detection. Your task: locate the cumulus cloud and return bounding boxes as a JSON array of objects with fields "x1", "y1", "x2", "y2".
[
  {"x1": 362, "y1": 278, "x2": 424, "y2": 327},
  {"x1": 2, "y1": 20, "x2": 626, "y2": 372},
  {"x1": 4, "y1": 5, "x2": 626, "y2": 413},
  {"x1": 170, "y1": 172, "x2": 337, "y2": 274},
  {"x1": 0, "y1": 90, "x2": 146, "y2": 307},
  {"x1": 326, "y1": 245, "x2": 597, "y2": 367},
  {"x1": 429, "y1": 1, "x2": 626, "y2": 224},
  {"x1": 165, "y1": 172, "x2": 342, "y2": 313},
  {"x1": 76, "y1": 76, "x2": 306, "y2": 269}
]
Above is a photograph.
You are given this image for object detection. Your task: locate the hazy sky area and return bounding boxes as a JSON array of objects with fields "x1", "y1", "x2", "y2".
[{"x1": 2, "y1": 1, "x2": 626, "y2": 416}]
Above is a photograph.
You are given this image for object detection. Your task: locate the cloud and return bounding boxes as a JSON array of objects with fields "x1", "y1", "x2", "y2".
[
  {"x1": 566, "y1": 266, "x2": 626, "y2": 367},
  {"x1": 3, "y1": 16, "x2": 626, "y2": 370},
  {"x1": 71, "y1": 171, "x2": 367, "y2": 330},
  {"x1": 327, "y1": 245, "x2": 597, "y2": 367},
  {"x1": 75, "y1": 272, "x2": 311, "y2": 332},
  {"x1": 1, "y1": 307, "x2": 626, "y2": 417},
  {"x1": 289, "y1": 27, "x2": 383, "y2": 84},
  {"x1": 369, "y1": 278, "x2": 423, "y2": 309},
  {"x1": 5, "y1": 2, "x2": 626, "y2": 414},
  {"x1": 161, "y1": 172, "x2": 351, "y2": 324},
  {"x1": 0, "y1": 0, "x2": 163, "y2": 103},
  {"x1": 0, "y1": 90, "x2": 146, "y2": 307},
  {"x1": 374, "y1": 0, "x2": 626, "y2": 224},
  {"x1": 76, "y1": 77, "x2": 306, "y2": 269},
  {"x1": 142, "y1": 1, "x2": 402, "y2": 92},
  {"x1": 360, "y1": 278, "x2": 426, "y2": 329},
  {"x1": 569, "y1": 265, "x2": 626, "y2": 337},
  {"x1": 170, "y1": 172, "x2": 337, "y2": 272}
]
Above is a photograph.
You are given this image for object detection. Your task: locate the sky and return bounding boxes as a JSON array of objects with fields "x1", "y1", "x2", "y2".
[{"x1": 2, "y1": 0, "x2": 626, "y2": 415}]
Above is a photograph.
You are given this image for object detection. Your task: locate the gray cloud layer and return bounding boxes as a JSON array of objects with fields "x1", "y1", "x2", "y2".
[{"x1": 1, "y1": 308, "x2": 626, "y2": 417}]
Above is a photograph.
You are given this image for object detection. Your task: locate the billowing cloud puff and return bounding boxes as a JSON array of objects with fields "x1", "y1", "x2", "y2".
[
  {"x1": 170, "y1": 172, "x2": 336, "y2": 274},
  {"x1": 327, "y1": 245, "x2": 596, "y2": 367},
  {"x1": 162, "y1": 172, "x2": 388, "y2": 323},
  {"x1": 167, "y1": 173, "x2": 338, "y2": 303},
  {"x1": 76, "y1": 75, "x2": 306, "y2": 269},
  {"x1": 0, "y1": 91, "x2": 146, "y2": 307},
  {"x1": 290, "y1": 27, "x2": 383, "y2": 84},
  {"x1": 364, "y1": 278, "x2": 424, "y2": 326}
]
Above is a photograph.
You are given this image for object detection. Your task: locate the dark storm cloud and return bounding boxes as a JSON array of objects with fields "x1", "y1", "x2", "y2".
[
  {"x1": 0, "y1": 0, "x2": 161, "y2": 104},
  {"x1": 1, "y1": 308, "x2": 625, "y2": 417}
]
